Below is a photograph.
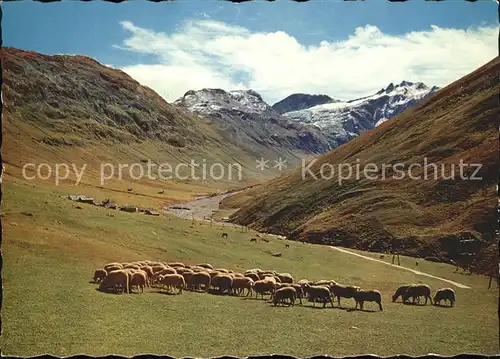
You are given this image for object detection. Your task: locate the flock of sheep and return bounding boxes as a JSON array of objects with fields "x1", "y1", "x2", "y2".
[{"x1": 92, "y1": 260, "x2": 456, "y2": 310}]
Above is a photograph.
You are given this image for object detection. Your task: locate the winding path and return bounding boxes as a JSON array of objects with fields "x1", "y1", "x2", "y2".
[
  {"x1": 165, "y1": 192, "x2": 470, "y2": 289},
  {"x1": 165, "y1": 192, "x2": 241, "y2": 227},
  {"x1": 329, "y1": 246, "x2": 470, "y2": 289}
]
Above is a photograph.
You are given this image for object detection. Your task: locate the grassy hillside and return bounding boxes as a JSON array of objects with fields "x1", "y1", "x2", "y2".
[
  {"x1": 223, "y1": 57, "x2": 499, "y2": 264},
  {"x1": 2, "y1": 47, "x2": 313, "y2": 207},
  {"x1": 2, "y1": 180, "x2": 498, "y2": 357}
]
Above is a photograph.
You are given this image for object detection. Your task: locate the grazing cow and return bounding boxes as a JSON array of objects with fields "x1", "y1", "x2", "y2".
[
  {"x1": 250, "y1": 238, "x2": 257, "y2": 242},
  {"x1": 221, "y1": 233, "x2": 228, "y2": 239}
]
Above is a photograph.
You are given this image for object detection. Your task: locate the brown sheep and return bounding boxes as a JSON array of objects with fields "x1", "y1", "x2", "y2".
[
  {"x1": 277, "y1": 273, "x2": 294, "y2": 284},
  {"x1": 209, "y1": 270, "x2": 221, "y2": 279},
  {"x1": 130, "y1": 272, "x2": 148, "y2": 293},
  {"x1": 258, "y1": 271, "x2": 277, "y2": 279},
  {"x1": 93, "y1": 269, "x2": 107, "y2": 284},
  {"x1": 211, "y1": 274, "x2": 233, "y2": 294},
  {"x1": 392, "y1": 284, "x2": 413, "y2": 302},
  {"x1": 353, "y1": 289, "x2": 383, "y2": 311},
  {"x1": 159, "y1": 274, "x2": 185, "y2": 294},
  {"x1": 181, "y1": 270, "x2": 194, "y2": 285},
  {"x1": 291, "y1": 284, "x2": 305, "y2": 305},
  {"x1": 214, "y1": 268, "x2": 229, "y2": 273},
  {"x1": 253, "y1": 280, "x2": 276, "y2": 299},
  {"x1": 302, "y1": 284, "x2": 334, "y2": 308},
  {"x1": 232, "y1": 277, "x2": 255, "y2": 296},
  {"x1": 433, "y1": 288, "x2": 456, "y2": 307},
  {"x1": 99, "y1": 270, "x2": 130, "y2": 294},
  {"x1": 273, "y1": 286, "x2": 297, "y2": 306},
  {"x1": 402, "y1": 284, "x2": 432, "y2": 305},
  {"x1": 197, "y1": 263, "x2": 214, "y2": 270},
  {"x1": 123, "y1": 264, "x2": 141, "y2": 270},
  {"x1": 188, "y1": 272, "x2": 211, "y2": 292},
  {"x1": 151, "y1": 265, "x2": 167, "y2": 273},
  {"x1": 104, "y1": 265, "x2": 122, "y2": 273},
  {"x1": 104, "y1": 262, "x2": 123, "y2": 271},
  {"x1": 329, "y1": 283, "x2": 361, "y2": 307},
  {"x1": 152, "y1": 267, "x2": 177, "y2": 284},
  {"x1": 167, "y1": 262, "x2": 185, "y2": 268},
  {"x1": 139, "y1": 266, "x2": 154, "y2": 286},
  {"x1": 245, "y1": 272, "x2": 260, "y2": 282}
]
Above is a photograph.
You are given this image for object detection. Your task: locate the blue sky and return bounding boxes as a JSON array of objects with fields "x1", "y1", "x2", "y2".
[{"x1": 4, "y1": 0, "x2": 498, "y2": 104}]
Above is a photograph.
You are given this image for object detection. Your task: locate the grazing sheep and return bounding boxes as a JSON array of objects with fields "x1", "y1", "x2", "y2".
[
  {"x1": 93, "y1": 269, "x2": 107, "y2": 284},
  {"x1": 302, "y1": 284, "x2": 334, "y2": 308},
  {"x1": 277, "y1": 273, "x2": 294, "y2": 284},
  {"x1": 104, "y1": 262, "x2": 123, "y2": 271},
  {"x1": 433, "y1": 288, "x2": 456, "y2": 307},
  {"x1": 181, "y1": 270, "x2": 194, "y2": 284},
  {"x1": 197, "y1": 263, "x2": 214, "y2": 270},
  {"x1": 152, "y1": 267, "x2": 177, "y2": 284},
  {"x1": 273, "y1": 286, "x2": 297, "y2": 307},
  {"x1": 221, "y1": 232, "x2": 228, "y2": 239},
  {"x1": 232, "y1": 272, "x2": 244, "y2": 278},
  {"x1": 123, "y1": 264, "x2": 140, "y2": 270},
  {"x1": 211, "y1": 274, "x2": 233, "y2": 294},
  {"x1": 104, "y1": 265, "x2": 122, "y2": 273},
  {"x1": 151, "y1": 265, "x2": 167, "y2": 273},
  {"x1": 214, "y1": 268, "x2": 229, "y2": 273},
  {"x1": 392, "y1": 285, "x2": 412, "y2": 302},
  {"x1": 232, "y1": 277, "x2": 255, "y2": 296},
  {"x1": 139, "y1": 266, "x2": 154, "y2": 286},
  {"x1": 258, "y1": 271, "x2": 277, "y2": 279},
  {"x1": 245, "y1": 268, "x2": 262, "y2": 274},
  {"x1": 285, "y1": 244, "x2": 290, "y2": 248},
  {"x1": 402, "y1": 284, "x2": 432, "y2": 305},
  {"x1": 159, "y1": 274, "x2": 185, "y2": 294},
  {"x1": 175, "y1": 267, "x2": 191, "y2": 275},
  {"x1": 99, "y1": 270, "x2": 130, "y2": 294},
  {"x1": 312, "y1": 279, "x2": 335, "y2": 287},
  {"x1": 329, "y1": 283, "x2": 361, "y2": 307},
  {"x1": 250, "y1": 238, "x2": 257, "y2": 242},
  {"x1": 253, "y1": 280, "x2": 276, "y2": 299},
  {"x1": 245, "y1": 272, "x2": 260, "y2": 282},
  {"x1": 353, "y1": 289, "x2": 383, "y2": 311},
  {"x1": 130, "y1": 272, "x2": 148, "y2": 293},
  {"x1": 291, "y1": 284, "x2": 305, "y2": 305},
  {"x1": 188, "y1": 272, "x2": 211, "y2": 292},
  {"x1": 272, "y1": 252, "x2": 282, "y2": 257},
  {"x1": 167, "y1": 262, "x2": 185, "y2": 268},
  {"x1": 207, "y1": 270, "x2": 220, "y2": 279}
]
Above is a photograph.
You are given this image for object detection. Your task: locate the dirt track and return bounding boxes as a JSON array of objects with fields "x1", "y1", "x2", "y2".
[
  {"x1": 329, "y1": 246, "x2": 470, "y2": 289},
  {"x1": 165, "y1": 192, "x2": 241, "y2": 227}
]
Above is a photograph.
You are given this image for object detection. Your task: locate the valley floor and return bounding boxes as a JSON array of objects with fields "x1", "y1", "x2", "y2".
[{"x1": 1, "y1": 180, "x2": 499, "y2": 357}]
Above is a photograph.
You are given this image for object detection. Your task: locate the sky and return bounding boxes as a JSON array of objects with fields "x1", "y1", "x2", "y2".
[{"x1": 3, "y1": 0, "x2": 498, "y2": 105}]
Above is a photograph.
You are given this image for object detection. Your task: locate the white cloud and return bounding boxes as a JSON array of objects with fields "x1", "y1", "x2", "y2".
[{"x1": 116, "y1": 20, "x2": 498, "y2": 105}]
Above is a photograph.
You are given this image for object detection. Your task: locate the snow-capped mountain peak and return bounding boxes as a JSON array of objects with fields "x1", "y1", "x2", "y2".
[
  {"x1": 174, "y1": 88, "x2": 273, "y2": 116},
  {"x1": 281, "y1": 81, "x2": 439, "y2": 148}
]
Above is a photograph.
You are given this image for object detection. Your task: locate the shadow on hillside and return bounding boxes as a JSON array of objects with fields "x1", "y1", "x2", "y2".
[
  {"x1": 402, "y1": 301, "x2": 432, "y2": 307},
  {"x1": 241, "y1": 296, "x2": 272, "y2": 301},
  {"x1": 432, "y1": 303, "x2": 454, "y2": 308},
  {"x1": 94, "y1": 288, "x2": 127, "y2": 295},
  {"x1": 154, "y1": 290, "x2": 182, "y2": 295}
]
